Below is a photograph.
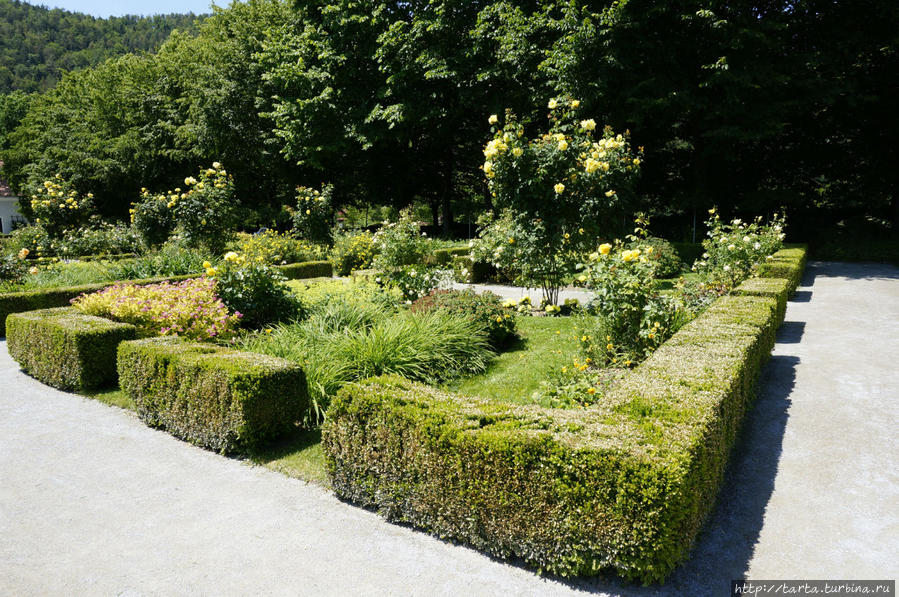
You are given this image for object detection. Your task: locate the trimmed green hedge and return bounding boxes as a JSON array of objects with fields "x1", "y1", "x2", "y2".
[
  {"x1": 323, "y1": 246, "x2": 806, "y2": 583},
  {"x1": 0, "y1": 274, "x2": 194, "y2": 337},
  {"x1": 733, "y1": 277, "x2": 792, "y2": 324},
  {"x1": 118, "y1": 337, "x2": 309, "y2": 453},
  {"x1": 6, "y1": 307, "x2": 136, "y2": 391},
  {"x1": 426, "y1": 247, "x2": 470, "y2": 266},
  {"x1": 277, "y1": 260, "x2": 333, "y2": 280},
  {"x1": 452, "y1": 255, "x2": 495, "y2": 283},
  {"x1": 756, "y1": 244, "x2": 807, "y2": 294}
]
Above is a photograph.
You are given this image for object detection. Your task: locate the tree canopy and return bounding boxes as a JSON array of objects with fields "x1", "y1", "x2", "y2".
[{"x1": 1, "y1": 0, "x2": 896, "y2": 236}]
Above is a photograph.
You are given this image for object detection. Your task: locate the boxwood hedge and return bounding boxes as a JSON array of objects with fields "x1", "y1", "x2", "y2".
[
  {"x1": 322, "y1": 246, "x2": 806, "y2": 583},
  {"x1": 118, "y1": 337, "x2": 308, "y2": 453},
  {"x1": 277, "y1": 260, "x2": 333, "y2": 280},
  {"x1": 6, "y1": 307, "x2": 137, "y2": 391}
]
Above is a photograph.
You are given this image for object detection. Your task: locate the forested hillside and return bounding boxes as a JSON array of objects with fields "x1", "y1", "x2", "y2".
[{"x1": 0, "y1": 0, "x2": 202, "y2": 92}]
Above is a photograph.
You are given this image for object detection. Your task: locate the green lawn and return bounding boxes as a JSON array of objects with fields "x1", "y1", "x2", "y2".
[{"x1": 444, "y1": 315, "x2": 584, "y2": 404}]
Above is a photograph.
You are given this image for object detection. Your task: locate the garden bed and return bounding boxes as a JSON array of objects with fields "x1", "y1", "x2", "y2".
[{"x1": 321, "y1": 246, "x2": 806, "y2": 583}]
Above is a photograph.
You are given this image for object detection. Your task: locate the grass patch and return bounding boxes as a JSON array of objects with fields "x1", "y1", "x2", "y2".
[
  {"x1": 246, "y1": 428, "x2": 329, "y2": 487},
  {"x1": 654, "y1": 271, "x2": 701, "y2": 291},
  {"x1": 82, "y1": 386, "x2": 134, "y2": 410},
  {"x1": 444, "y1": 315, "x2": 583, "y2": 404}
]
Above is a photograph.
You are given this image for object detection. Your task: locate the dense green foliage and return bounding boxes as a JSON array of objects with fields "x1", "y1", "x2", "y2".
[
  {"x1": 0, "y1": 1, "x2": 202, "y2": 93},
  {"x1": 322, "y1": 246, "x2": 805, "y2": 582},
  {"x1": 117, "y1": 337, "x2": 308, "y2": 453},
  {"x1": 1, "y1": 0, "x2": 893, "y2": 235},
  {"x1": 240, "y1": 280, "x2": 493, "y2": 423},
  {"x1": 411, "y1": 289, "x2": 516, "y2": 348},
  {"x1": 6, "y1": 306, "x2": 136, "y2": 390}
]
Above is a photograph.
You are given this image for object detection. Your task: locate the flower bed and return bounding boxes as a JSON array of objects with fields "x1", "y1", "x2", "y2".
[{"x1": 322, "y1": 246, "x2": 806, "y2": 583}]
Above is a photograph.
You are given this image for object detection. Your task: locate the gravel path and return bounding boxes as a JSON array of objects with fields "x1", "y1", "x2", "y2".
[{"x1": 1, "y1": 261, "x2": 897, "y2": 595}]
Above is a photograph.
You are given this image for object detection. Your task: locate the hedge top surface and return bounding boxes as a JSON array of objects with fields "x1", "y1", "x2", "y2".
[
  {"x1": 122, "y1": 336, "x2": 303, "y2": 375},
  {"x1": 11, "y1": 306, "x2": 136, "y2": 334},
  {"x1": 336, "y1": 291, "x2": 779, "y2": 463}
]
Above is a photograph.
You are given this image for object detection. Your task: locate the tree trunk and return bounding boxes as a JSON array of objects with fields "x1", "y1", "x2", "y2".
[{"x1": 441, "y1": 153, "x2": 454, "y2": 237}]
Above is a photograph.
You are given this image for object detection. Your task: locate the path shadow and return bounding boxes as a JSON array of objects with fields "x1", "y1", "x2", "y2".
[
  {"x1": 790, "y1": 290, "x2": 812, "y2": 303},
  {"x1": 776, "y1": 321, "x2": 806, "y2": 344},
  {"x1": 553, "y1": 355, "x2": 800, "y2": 596}
]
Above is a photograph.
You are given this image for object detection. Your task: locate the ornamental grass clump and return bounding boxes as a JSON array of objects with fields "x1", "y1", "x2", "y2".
[{"x1": 71, "y1": 277, "x2": 241, "y2": 342}]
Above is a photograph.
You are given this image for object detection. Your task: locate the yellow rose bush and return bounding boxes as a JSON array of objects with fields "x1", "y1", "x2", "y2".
[
  {"x1": 293, "y1": 184, "x2": 334, "y2": 245},
  {"x1": 28, "y1": 175, "x2": 96, "y2": 238},
  {"x1": 474, "y1": 99, "x2": 642, "y2": 304},
  {"x1": 131, "y1": 163, "x2": 236, "y2": 253}
]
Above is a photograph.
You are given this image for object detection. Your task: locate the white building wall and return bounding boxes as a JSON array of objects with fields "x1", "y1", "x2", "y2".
[{"x1": 0, "y1": 197, "x2": 25, "y2": 234}]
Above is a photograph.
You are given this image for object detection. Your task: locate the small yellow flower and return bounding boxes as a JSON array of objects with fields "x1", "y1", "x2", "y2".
[
  {"x1": 587, "y1": 387, "x2": 596, "y2": 395},
  {"x1": 488, "y1": 114, "x2": 498, "y2": 125},
  {"x1": 605, "y1": 189, "x2": 616, "y2": 197},
  {"x1": 599, "y1": 243, "x2": 612, "y2": 255},
  {"x1": 606, "y1": 343, "x2": 614, "y2": 350},
  {"x1": 206, "y1": 267, "x2": 217, "y2": 277},
  {"x1": 580, "y1": 119, "x2": 596, "y2": 131},
  {"x1": 554, "y1": 183, "x2": 565, "y2": 194},
  {"x1": 548, "y1": 98, "x2": 558, "y2": 109},
  {"x1": 203, "y1": 261, "x2": 212, "y2": 269},
  {"x1": 17, "y1": 248, "x2": 29, "y2": 259},
  {"x1": 557, "y1": 139, "x2": 568, "y2": 151},
  {"x1": 571, "y1": 99, "x2": 581, "y2": 108},
  {"x1": 224, "y1": 251, "x2": 239, "y2": 262},
  {"x1": 508, "y1": 237, "x2": 515, "y2": 244}
]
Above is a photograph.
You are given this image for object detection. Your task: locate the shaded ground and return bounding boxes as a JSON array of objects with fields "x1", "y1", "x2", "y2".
[{"x1": 1, "y1": 261, "x2": 896, "y2": 595}]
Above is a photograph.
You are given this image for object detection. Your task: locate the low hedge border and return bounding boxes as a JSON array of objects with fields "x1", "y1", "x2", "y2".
[
  {"x1": 322, "y1": 246, "x2": 806, "y2": 583},
  {"x1": 426, "y1": 247, "x2": 470, "y2": 266},
  {"x1": 118, "y1": 337, "x2": 309, "y2": 453},
  {"x1": 30, "y1": 253, "x2": 138, "y2": 264},
  {"x1": 277, "y1": 260, "x2": 333, "y2": 280},
  {"x1": 755, "y1": 244, "x2": 807, "y2": 293},
  {"x1": 0, "y1": 274, "x2": 194, "y2": 337},
  {"x1": 6, "y1": 307, "x2": 136, "y2": 391},
  {"x1": 452, "y1": 255, "x2": 495, "y2": 283}
]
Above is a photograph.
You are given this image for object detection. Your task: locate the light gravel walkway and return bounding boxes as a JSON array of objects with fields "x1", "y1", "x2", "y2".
[{"x1": 1, "y1": 261, "x2": 897, "y2": 595}]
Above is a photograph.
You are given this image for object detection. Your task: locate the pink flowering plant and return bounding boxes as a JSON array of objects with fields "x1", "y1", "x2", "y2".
[{"x1": 71, "y1": 277, "x2": 242, "y2": 342}]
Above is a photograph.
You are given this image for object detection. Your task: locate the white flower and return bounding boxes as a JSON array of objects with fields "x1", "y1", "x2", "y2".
[
  {"x1": 743, "y1": 236, "x2": 751, "y2": 243},
  {"x1": 754, "y1": 242, "x2": 761, "y2": 250},
  {"x1": 723, "y1": 265, "x2": 731, "y2": 271},
  {"x1": 728, "y1": 244, "x2": 736, "y2": 251},
  {"x1": 702, "y1": 252, "x2": 710, "y2": 259}
]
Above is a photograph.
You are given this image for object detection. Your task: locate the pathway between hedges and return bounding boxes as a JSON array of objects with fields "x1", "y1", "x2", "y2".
[{"x1": 1, "y1": 261, "x2": 897, "y2": 596}]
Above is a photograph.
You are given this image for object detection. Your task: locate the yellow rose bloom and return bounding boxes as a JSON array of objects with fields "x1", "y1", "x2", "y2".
[
  {"x1": 557, "y1": 139, "x2": 568, "y2": 151},
  {"x1": 605, "y1": 189, "x2": 616, "y2": 197},
  {"x1": 203, "y1": 261, "x2": 212, "y2": 269},
  {"x1": 206, "y1": 267, "x2": 217, "y2": 277},
  {"x1": 488, "y1": 114, "x2": 498, "y2": 125},
  {"x1": 571, "y1": 99, "x2": 581, "y2": 108},
  {"x1": 580, "y1": 119, "x2": 596, "y2": 131},
  {"x1": 599, "y1": 243, "x2": 612, "y2": 255},
  {"x1": 512, "y1": 147, "x2": 523, "y2": 157},
  {"x1": 554, "y1": 183, "x2": 565, "y2": 194},
  {"x1": 548, "y1": 98, "x2": 558, "y2": 109}
]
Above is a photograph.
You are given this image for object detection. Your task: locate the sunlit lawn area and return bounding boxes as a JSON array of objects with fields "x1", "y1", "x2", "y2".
[{"x1": 444, "y1": 315, "x2": 583, "y2": 404}]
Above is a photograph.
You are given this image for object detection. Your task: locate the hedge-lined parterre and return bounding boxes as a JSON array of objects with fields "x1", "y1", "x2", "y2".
[
  {"x1": 6, "y1": 307, "x2": 136, "y2": 391},
  {"x1": 117, "y1": 337, "x2": 309, "y2": 453},
  {"x1": 323, "y1": 246, "x2": 806, "y2": 583}
]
